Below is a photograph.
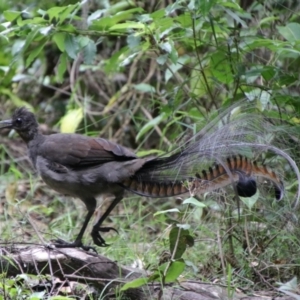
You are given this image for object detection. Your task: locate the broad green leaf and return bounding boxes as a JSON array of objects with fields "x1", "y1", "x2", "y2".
[
  {"x1": 120, "y1": 277, "x2": 148, "y2": 291},
  {"x1": 60, "y1": 108, "x2": 83, "y2": 133},
  {"x1": 154, "y1": 208, "x2": 180, "y2": 216},
  {"x1": 83, "y1": 39, "x2": 97, "y2": 64},
  {"x1": 78, "y1": 36, "x2": 90, "y2": 48},
  {"x1": 210, "y1": 50, "x2": 233, "y2": 84},
  {"x1": 150, "y1": 9, "x2": 165, "y2": 20},
  {"x1": 53, "y1": 32, "x2": 67, "y2": 52},
  {"x1": 157, "y1": 54, "x2": 168, "y2": 65},
  {"x1": 154, "y1": 17, "x2": 174, "y2": 32},
  {"x1": 136, "y1": 112, "x2": 167, "y2": 141},
  {"x1": 3, "y1": 10, "x2": 21, "y2": 22},
  {"x1": 169, "y1": 227, "x2": 190, "y2": 259},
  {"x1": 31, "y1": 17, "x2": 47, "y2": 24},
  {"x1": 175, "y1": 12, "x2": 192, "y2": 27},
  {"x1": 160, "y1": 260, "x2": 185, "y2": 283},
  {"x1": 127, "y1": 34, "x2": 141, "y2": 49},
  {"x1": 182, "y1": 197, "x2": 206, "y2": 208},
  {"x1": 197, "y1": 0, "x2": 217, "y2": 14},
  {"x1": 64, "y1": 34, "x2": 79, "y2": 59},
  {"x1": 277, "y1": 23, "x2": 300, "y2": 43}
]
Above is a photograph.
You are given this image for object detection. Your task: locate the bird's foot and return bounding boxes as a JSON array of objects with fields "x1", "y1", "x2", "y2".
[
  {"x1": 91, "y1": 226, "x2": 119, "y2": 247},
  {"x1": 50, "y1": 239, "x2": 98, "y2": 253}
]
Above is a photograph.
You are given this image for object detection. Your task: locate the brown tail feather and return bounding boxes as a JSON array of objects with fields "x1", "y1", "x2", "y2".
[{"x1": 121, "y1": 155, "x2": 283, "y2": 199}]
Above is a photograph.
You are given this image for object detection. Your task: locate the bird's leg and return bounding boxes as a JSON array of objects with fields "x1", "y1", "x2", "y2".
[
  {"x1": 91, "y1": 195, "x2": 123, "y2": 247},
  {"x1": 52, "y1": 198, "x2": 97, "y2": 252}
]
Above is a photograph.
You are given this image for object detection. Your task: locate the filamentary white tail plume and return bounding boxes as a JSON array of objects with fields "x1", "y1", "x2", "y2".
[{"x1": 124, "y1": 101, "x2": 300, "y2": 209}]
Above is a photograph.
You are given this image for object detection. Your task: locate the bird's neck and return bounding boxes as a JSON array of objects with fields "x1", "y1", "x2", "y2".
[
  {"x1": 27, "y1": 133, "x2": 46, "y2": 168},
  {"x1": 18, "y1": 127, "x2": 41, "y2": 144}
]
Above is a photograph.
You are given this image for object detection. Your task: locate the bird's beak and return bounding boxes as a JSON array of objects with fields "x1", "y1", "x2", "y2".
[{"x1": 0, "y1": 119, "x2": 13, "y2": 129}]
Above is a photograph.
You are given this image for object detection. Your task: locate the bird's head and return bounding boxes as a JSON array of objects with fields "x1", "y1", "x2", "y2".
[{"x1": 0, "y1": 107, "x2": 39, "y2": 143}]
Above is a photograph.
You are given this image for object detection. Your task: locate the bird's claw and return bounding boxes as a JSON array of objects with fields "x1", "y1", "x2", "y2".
[{"x1": 91, "y1": 226, "x2": 119, "y2": 247}]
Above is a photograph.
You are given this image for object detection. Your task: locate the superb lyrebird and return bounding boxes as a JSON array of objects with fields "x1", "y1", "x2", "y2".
[{"x1": 0, "y1": 105, "x2": 295, "y2": 249}]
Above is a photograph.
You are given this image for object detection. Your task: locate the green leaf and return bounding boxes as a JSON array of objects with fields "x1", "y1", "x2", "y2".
[
  {"x1": 57, "y1": 4, "x2": 79, "y2": 23},
  {"x1": 182, "y1": 197, "x2": 206, "y2": 208},
  {"x1": 196, "y1": 0, "x2": 217, "y2": 14},
  {"x1": 57, "y1": 52, "x2": 68, "y2": 82},
  {"x1": 110, "y1": 21, "x2": 146, "y2": 31},
  {"x1": 26, "y1": 40, "x2": 47, "y2": 67},
  {"x1": 78, "y1": 36, "x2": 90, "y2": 48},
  {"x1": 160, "y1": 260, "x2": 185, "y2": 283},
  {"x1": 210, "y1": 50, "x2": 233, "y2": 84},
  {"x1": 53, "y1": 32, "x2": 67, "y2": 52},
  {"x1": 47, "y1": 4, "x2": 78, "y2": 23},
  {"x1": 64, "y1": 34, "x2": 79, "y2": 59},
  {"x1": 90, "y1": 8, "x2": 144, "y2": 31},
  {"x1": 169, "y1": 227, "x2": 187, "y2": 259},
  {"x1": 22, "y1": 27, "x2": 40, "y2": 54},
  {"x1": 277, "y1": 23, "x2": 300, "y2": 43},
  {"x1": 3, "y1": 10, "x2": 21, "y2": 22},
  {"x1": 136, "y1": 112, "x2": 167, "y2": 141},
  {"x1": 150, "y1": 9, "x2": 165, "y2": 20},
  {"x1": 120, "y1": 277, "x2": 148, "y2": 291},
  {"x1": 157, "y1": 54, "x2": 168, "y2": 65},
  {"x1": 60, "y1": 108, "x2": 83, "y2": 133},
  {"x1": 127, "y1": 34, "x2": 141, "y2": 49},
  {"x1": 83, "y1": 39, "x2": 97, "y2": 64}
]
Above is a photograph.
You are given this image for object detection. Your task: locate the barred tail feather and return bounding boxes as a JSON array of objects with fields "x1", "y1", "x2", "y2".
[{"x1": 121, "y1": 155, "x2": 283, "y2": 200}]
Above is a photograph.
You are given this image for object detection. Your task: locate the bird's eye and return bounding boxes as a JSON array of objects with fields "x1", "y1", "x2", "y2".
[{"x1": 15, "y1": 118, "x2": 23, "y2": 126}]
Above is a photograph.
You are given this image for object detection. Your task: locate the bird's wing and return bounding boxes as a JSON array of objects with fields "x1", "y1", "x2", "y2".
[{"x1": 39, "y1": 133, "x2": 137, "y2": 170}]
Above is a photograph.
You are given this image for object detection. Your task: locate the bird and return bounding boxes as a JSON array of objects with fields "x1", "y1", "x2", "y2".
[{"x1": 0, "y1": 104, "x2": 298, "y2": 250}]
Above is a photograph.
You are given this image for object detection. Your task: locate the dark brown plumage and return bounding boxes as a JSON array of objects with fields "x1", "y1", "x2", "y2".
[{"x1": 0, "y1": 107, "x2": 285, "y2": 249}]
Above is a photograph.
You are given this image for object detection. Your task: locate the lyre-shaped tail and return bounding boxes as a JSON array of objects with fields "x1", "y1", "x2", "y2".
[
  {"x1": 120, "y1": 102, "x2": 300, "y2": 208},
  {"x1": 121, "y1": 155, "x2": 283, "y2": 200}
]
